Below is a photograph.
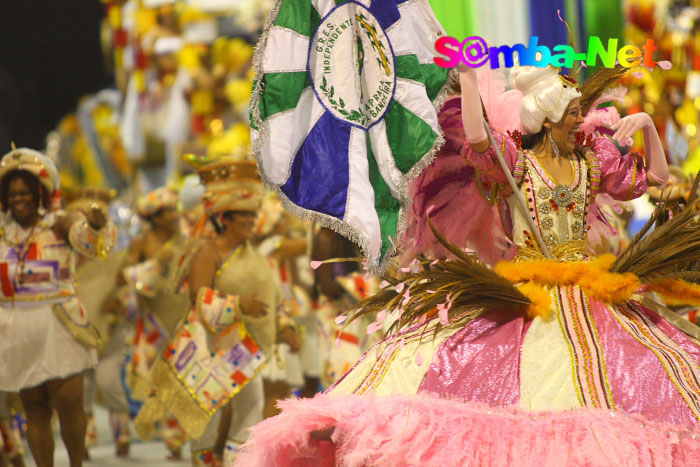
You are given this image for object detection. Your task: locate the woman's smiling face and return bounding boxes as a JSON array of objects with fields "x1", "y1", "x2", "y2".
[
  {"x1": 550, "y1": 98, "x2": 584, "y2": 154},
  {"x1": 7, "y1": 176, "x2": 39, "y2": 225}
]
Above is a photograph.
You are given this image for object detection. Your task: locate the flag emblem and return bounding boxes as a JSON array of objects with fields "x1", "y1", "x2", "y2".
[{"x1": 310, "y1": 4, "x2": 395, "y2": 129}]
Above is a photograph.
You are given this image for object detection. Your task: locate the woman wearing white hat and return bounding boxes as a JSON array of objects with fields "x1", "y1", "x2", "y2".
[{"x1": 0, "y1": 147, "x2": 116, "y2": 467}]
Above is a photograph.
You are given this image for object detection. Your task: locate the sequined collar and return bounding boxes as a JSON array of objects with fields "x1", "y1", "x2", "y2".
[{"x1": 524, "y1": 151, "x2": 581, "y2": 192}]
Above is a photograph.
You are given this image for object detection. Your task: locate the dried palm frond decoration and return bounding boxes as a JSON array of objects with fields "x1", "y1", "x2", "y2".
[
  {"x1": 612, "y1": 172, "x2": 700, "y2": 283},
  {"x1": 579, "y1": 64, "x2": 627, "y2": 116},
  {"x1": 347, "y1": 220, "x2": 533, "y2": 334}
]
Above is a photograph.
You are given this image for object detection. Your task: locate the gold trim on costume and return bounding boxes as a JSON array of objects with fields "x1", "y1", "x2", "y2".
[
  {"x1": 533, "y1": 87, "x2": 564, "y2": 113},
  {"x1": 52, "y1": 302, "x2": 101, "y2": 348},
  {"x1": 134, "y1": 349, "x2": 268, "y2": 440},
  {"x1": 629, "y1": 159, "x2": 637, "y2": 200},
  {"x1": 0, "y1": 291, "x2": 74, "y2": 303},
  {"x1": 514, "y1": 240, "x2": 588, "y2": 262}
]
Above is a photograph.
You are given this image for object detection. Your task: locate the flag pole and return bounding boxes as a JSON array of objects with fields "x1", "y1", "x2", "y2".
[{"x1": 483, "y1": 121, "x2": 553, "y2": 259}]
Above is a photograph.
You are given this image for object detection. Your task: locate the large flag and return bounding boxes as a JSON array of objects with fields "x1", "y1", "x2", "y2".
[{"x1": 251, "y1": 0, "x2": 450, "y2": 272}]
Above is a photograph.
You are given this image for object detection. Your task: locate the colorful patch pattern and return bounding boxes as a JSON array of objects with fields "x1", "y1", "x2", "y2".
[
  {"x1": 0, "y1": 235, "x2": 72, "y2": 301},
  {"x1": 162, "y1": 307, "x2": 266, "y2": 415}
]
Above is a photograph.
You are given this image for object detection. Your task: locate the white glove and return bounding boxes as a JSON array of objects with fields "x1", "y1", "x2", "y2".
[
  {"x1": 459, "y1": 68, "x2": 488, "y2": 144},
  {"x1": 610, "y1": 112, "x2": 669, "y2": 186},
  {"x1": 610, "y1": 112, "x2": 651, "y2": 143}
]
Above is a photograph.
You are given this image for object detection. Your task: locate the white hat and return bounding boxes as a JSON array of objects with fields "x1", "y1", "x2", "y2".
[
  {"x1": 511, "y1": 66, "x2": 581, "y2": 134},
  {"x1": 0, "y1": 147, "x2": 59, "y2": 195}
]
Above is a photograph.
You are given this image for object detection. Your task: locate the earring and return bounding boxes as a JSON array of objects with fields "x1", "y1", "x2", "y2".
[
  {"x1": 547, "y1": 128, "x2": 561, "y2": 160},
  {"x1": 37, "y1": 186, "x2": 46, "y2": 216}
]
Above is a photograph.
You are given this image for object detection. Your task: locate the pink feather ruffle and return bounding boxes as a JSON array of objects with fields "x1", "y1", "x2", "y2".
[
  {"x1": 402, "y1": 97, "x2": 514, "y2": 266},
  {"x1": 235, "y1": 393, "x2": 700, "y2": 466}
]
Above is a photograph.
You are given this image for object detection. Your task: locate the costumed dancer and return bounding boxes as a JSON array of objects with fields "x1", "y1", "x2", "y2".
[
  {"x1": 256, "y1": 200, "x2": 320, "y2": 398},
  {"x1": 133, "y1": 158, "x2": 298, "y2": 466},
  {"x1": 64, "y1": 187, "x2": 126, "y2": 458},
  {"x1": 294, "y1": 231, "x2": 323, "y2": 398},
  {"x1": 93, "y1": 247, "x2": 138, "y2": 456},
  {"x1": 0, "y1": 148, "x2": 116, "y2": 467},
  {"x1": 119, "y1": 186, "x2": 188, "y2": 459},
  {"x1": 575, "y1": 91, "x2": 637, "y2": 258},
  {"x1": 237, "y1": 57, "x2": 700, "y2": 463}
]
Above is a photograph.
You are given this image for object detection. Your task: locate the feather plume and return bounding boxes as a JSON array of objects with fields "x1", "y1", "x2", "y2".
[
  {"x1": 579, "y1": 65, "x2": 628, "y2": 116},
  {"x1": 347, "y1": 219, "x2": 531, "y2": 334},
  {"x1": 689, "y1": 168, "x2": 700, "y2": 204},
  {"x1": 612, "y1": 173, "x2": 700, "y2": 282},
  {"x1": 592, "y1": 86, "x2": 627, "y2": 108}
]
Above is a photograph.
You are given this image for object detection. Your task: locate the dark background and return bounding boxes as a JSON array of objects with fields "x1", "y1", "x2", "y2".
[{"x1": 0, "y1": 0, "x2": 112, "y2": 152}]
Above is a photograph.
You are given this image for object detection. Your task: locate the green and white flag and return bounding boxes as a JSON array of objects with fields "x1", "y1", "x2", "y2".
[{"x1": 251, "y1": 0, "x2": 449, "y2": 272}]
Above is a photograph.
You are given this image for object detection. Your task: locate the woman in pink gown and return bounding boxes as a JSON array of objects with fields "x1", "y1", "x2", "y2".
[{"x1": 235, "y1": 66, "x2": 700, "y2": 466}]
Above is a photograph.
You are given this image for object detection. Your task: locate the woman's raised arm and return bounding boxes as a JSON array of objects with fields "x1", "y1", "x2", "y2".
[
  {"x1": 611, "y1": 112, "x2": 669, "y2": 187},
  {"x1": 459, "y1": 65, "x2": 490, "y2": 153}
]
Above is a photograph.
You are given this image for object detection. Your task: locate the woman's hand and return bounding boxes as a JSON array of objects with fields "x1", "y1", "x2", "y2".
[
  {"x1": 240, "y1": 293, "x2": 268, "y2": 318},
  {"x1": 279, "y1": 326, "x2": 301, "y2": 353},
  {"x1": 611, "y1": 112, "x2": 669, "y2": 186},
  {"x1": 84, "y1": 204, "x2": 107, "y2": 230},
  {"x1": 610, "y1": 112, "x2": 652, "y2": 145}
]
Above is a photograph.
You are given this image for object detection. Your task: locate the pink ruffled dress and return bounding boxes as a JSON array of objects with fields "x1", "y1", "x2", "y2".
[{"x1": 235, "y1": 100, "x2": 700, "y2": 466}]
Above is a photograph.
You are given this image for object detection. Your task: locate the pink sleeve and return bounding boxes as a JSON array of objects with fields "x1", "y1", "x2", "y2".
[
  {"x1": 590, "y1": 137, "x2": 648, "y2": 201},
  {"x1": 460, "y1": 127, "x2": 523, "y2": 185}
]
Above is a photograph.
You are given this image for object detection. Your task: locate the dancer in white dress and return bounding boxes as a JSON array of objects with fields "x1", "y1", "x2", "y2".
[{"x1": 0, "y1": 148, "x2": 116, "y2": 467}]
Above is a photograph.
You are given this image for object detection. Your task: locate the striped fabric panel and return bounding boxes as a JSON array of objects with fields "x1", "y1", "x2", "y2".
[
  {"x1": 613, "y1": 302, "x2": 700, "y2": 421},
  {"x1": 355, "y1": 321, "x2": 433, "y2": 394},
  {"x1": 556, "y1": 286, "x2": 616, "y2": 409},
  {"x1": 351, "y1": 311, "x2": 478, "y2": 395}
]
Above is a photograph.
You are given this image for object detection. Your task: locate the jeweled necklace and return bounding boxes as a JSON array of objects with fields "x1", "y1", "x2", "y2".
[{"x1": 13, "y1": 222, "x2": 37, "y2": 286}]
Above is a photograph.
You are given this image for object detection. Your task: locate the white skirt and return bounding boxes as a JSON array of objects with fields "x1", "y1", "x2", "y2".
[
  {"x1": 261, "y1": 344, "x2": 305, "y2": 387},
  {"x1": 0, "y1": 302, "x2": 97, "y2": 392}
]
